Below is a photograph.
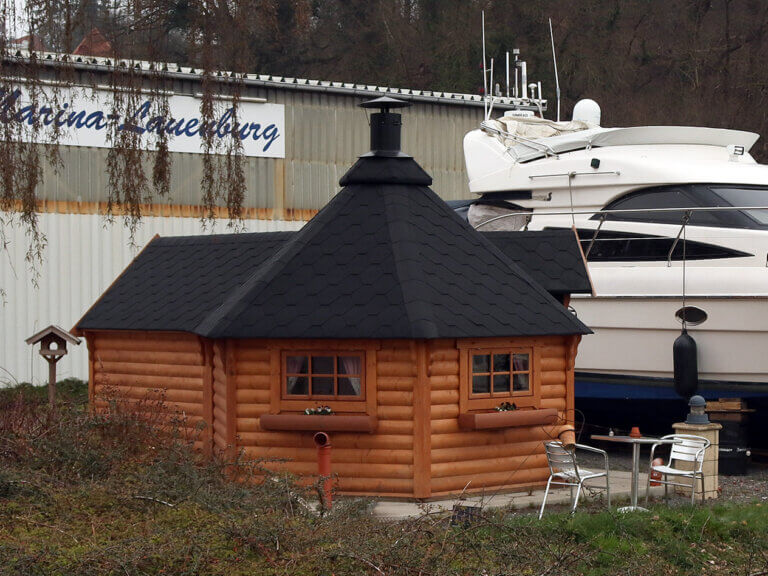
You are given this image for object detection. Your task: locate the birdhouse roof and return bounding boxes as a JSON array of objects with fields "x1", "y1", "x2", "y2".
[{"x1": 26, "y1": 325, "x2": 81, "y2": 346}]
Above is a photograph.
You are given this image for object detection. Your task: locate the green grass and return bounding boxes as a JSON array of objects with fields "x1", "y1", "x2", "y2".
[{"x1": 1, "y1": 382, "x2": 767, "y2": 575}]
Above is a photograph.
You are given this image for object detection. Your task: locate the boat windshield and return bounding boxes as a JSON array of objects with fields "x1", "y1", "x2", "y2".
[
  {"x1": 710, "y1": 186, "x2": 768, "y2": 226},
  {"x1": 596, "y1": 184, "x2": 768, "y2": 229}
]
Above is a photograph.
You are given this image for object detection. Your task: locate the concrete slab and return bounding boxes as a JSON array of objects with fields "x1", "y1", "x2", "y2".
[{"x1": 373, "y1": 471, "x2": 666, "y2": 520}]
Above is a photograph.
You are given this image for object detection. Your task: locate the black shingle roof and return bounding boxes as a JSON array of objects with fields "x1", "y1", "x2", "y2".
[
  {"x1": 482, "y1": 230, "x2": 593, "y2": 296},
  {"x1": 76, "y1": 156, "x2": 589, "y2": 339}
]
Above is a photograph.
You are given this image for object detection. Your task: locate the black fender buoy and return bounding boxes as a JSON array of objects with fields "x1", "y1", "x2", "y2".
[{"x1": 673, "y1": 329, "x2": 698, "y2": 398}]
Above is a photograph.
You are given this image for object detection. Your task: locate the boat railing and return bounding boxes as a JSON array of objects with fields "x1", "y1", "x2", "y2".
[{"x1": 474, "y1": 205, "x2": 768, "y2": 266}]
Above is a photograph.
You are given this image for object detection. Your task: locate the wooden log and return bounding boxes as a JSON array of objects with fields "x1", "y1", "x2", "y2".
[
  {"x1": 236, "y1": 404, "x2": 269, "y2": 418},
  {"x1": 260, "y1": 414, "x2": 377, "y2": 433},
  {"x1": 94, "y1": 336, "x2": 200, "y2": 353},
  {"x1": 376, "y1": 363, "x2": 416, "y2": 377},
  {"x1": 541, "y1": 398, "x2": 567, "y2": 410},
  {"x1": 377, "y1": 390, "x2": 413, "y2": 406},
  {"x1": 377, "y1": 349, "x2": 413, "y2": 362},
  {"x1": 98, "y1": 385, "x2": 202, "y2": 404},
  {"x1": 235, "y1": 374, "x2": 272, "y2": 389},
  {"x1": 539, "y1": 346, "x2": 566, "y2": 359},
  {"x1": 93, "y1": 349, "x2": 202, "y2": 366},
  {"x1": 376, "y1": 376, "x2": 414, "y2": 392},
  {"x1": 429, "y1": 375, "x2": 459, "y2": 391},
  {"x1": 336, "y1": 477, "x2": 414, "y2": 495},
  {"x1": 377, "y1": 405, "x2": 413, "y2": 420},
  {"x1": 541, "y1": 384, "x2": 567, "y2": 398},
  {"x1": 237, "y1": 432, "x2": 413, "y2": 450},
  {"x1": 541, "y1": 371, "x2": 566, "y2": 386},
  {"x1": 428, "y1": 348, "x2": 459, "y2": 362},
  {"x1": 430, "y1": 404, "x2": 459, "y2": 420},
  {"x1": 254, "y1": 459, "x2": 414, "y2": 479},
  {"x1": 541, "y1": 357, "x2": 567, "y2": 371},
  {"x1": 234, "y1": 349, "x2": 271, "y2": 363},
  {"x1": 93, "y1": 373, "x2": 202, "y2": 391},
  {"x1": 432, "y1": 453, "x2": 548, "y2": 478},
  {"x1": 430, "y1": 467, "x2": 549, "y2": 493},
  {"x1": 242, "y1": 446, "x2": 413, "y2": 465},
  {"x1": 376, "y1": 420, "x2": 414, "y2": 435},
  {"x1": 431, "y1": 427, "x2": 559, "y2": 450},
  {"x1": 213, "y1": 405, "x2": 227, "y2": 425},
  {"x1": 432, "y1": 440, "x2": 544, "y2": 464},
  {"x1": 97, "y1": 361, "x2": 203, "y2": 379},
  {"x1": 430, "y1": 419, "x2": 459, "y2": 434},
  {"x1": 213, "y1": 433, "x2": 228, "y2": 451},
  {"x1": 430, "y1": 389, "x2": 458, "y2": 405},
  {"x1": 237, "y1": 418, "x2": 261, "y2": 432},
  {"x1": 236, "y1": 361, "x2": 271, "y2": 376},
  {"x1": 236, "y1": 389, "x2": 271, "y2": 404},
  {"x1": 429, "y1": 361, "x2": 460, "y2": 377},
  {"x1": 213, "y1": 419, "x2": 227, "y2": 438}
]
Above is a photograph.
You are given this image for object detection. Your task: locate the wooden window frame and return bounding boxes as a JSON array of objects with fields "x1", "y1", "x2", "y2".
[
  {"x1": 282, "y1": 350, "x2": 365, "y2": 401},
  {"x1": 459, "y1": 344, "x2": 541, "y2": 412},
  {"x1": 270, "y1": 343, "x2": 377, "y2": 416}
]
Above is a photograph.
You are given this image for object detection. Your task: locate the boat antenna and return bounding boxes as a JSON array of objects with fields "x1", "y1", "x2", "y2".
[
  {"x1": 482, "y1": 11, "x2": 488, "y2": 119},
  {"x1": 488, "y1": 58, "x2": 496, "y2": 117},
  {"x1": 506, "y1": 51, "x2": 510, "y2": 98},
  {"x1": 549, "y1": 18, "x2": 561, "y2": 122}
]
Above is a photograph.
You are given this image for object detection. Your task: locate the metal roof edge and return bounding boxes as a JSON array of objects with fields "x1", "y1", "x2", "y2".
[{"x1": 3, "y1": 49, "x2": 546, "y2": 111}]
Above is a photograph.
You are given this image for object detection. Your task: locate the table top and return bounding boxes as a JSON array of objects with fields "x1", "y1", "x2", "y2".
[{"x1": 590, "y1": 434, "x2": 679, "y2": 445}]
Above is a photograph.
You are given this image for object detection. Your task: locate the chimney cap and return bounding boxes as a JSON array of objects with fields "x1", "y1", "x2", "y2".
[{"x1": 360, "y1": 96, "x2": 411, "y2": 110}]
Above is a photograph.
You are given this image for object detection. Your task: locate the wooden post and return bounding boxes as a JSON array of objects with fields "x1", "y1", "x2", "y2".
[
  {"x1": 225, "y1": 339, "x2": 238, "y2": 462},
  {"x1": 47, "y1": 357, "x2": 58, "y2": 409},
  {"x1": 413, "y1": 340, "x2": 432, "y2": 499},
  {"x1": 200, "y1": 338, "x2": 214, "y2": 458}
]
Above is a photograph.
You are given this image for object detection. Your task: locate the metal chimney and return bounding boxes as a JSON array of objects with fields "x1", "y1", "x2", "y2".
[{"x1": 360, "y1": 96, "x2": 411, "y2": 158}]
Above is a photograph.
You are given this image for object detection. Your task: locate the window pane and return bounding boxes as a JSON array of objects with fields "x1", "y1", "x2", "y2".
[
  {"x1": 493, "y1": 374, "x2": 510, "y2": 393},
  {"x1": 513, "y1": 373, "x2": 530, "y2": 391},
  {"x1": 493, "y1": 353, "x2": 510, "y2": 372},
  {"x1": 712, "y1": 187, "x2": 768, "y2": 225},
  {"x1": 286, "y1": 356, "x2": 308, "y2": 374},
  {"x1": 338, "y1": 377, "x2": 362, "y2": 396},
  {"x1": 312, "y1": 356, "x2": 334, "y2": 374},
  {"x1": 312, "y1": 377, "x2": 334, "y2": 396},
  {"x1": 287, "y1": 376, "x2": 308, "y2": 395},
  {"x1": 338, "y1": 356, "x2": 361, "y2": 375},
  {"x1": 472, "y1": 375, "x2": 490, "y2": 394},
  {"x1": 472, "y1": 354, "x2": 490, "y2": 373},
  {"x1": 513, "y1": 354, "x2": 529, "y2": 371}
]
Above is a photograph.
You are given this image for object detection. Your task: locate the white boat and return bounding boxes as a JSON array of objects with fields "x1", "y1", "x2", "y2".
[{"x1": 461, "y1": 101, "x2": 768, "y2": 397}]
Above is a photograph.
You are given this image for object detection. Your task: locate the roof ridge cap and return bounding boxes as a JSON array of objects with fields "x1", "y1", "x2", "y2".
[
  {"x1": 195, "y1": 208, "x2": 341, "y2": 337},
  {"x1": 384, "y1": 189, "x2": 440, "y2": 339}
]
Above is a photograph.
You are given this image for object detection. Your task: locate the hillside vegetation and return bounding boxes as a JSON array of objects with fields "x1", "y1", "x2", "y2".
[{"x1": 1, "y1": 381, "x2": 767, "y2": 575}]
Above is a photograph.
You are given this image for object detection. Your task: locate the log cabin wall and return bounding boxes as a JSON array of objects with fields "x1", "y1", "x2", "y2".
[
  {"x1": 86, "y1": 332, "x2": 580, "y2": 499},
  {"x1": 232, "y1": 339, "x2": 419, "y2": 498},
  {"x1": 87, "y1": 331, "x2": 207, "y2": 451},
  {"x1": 428, "y1": 336, "x2": 577, "y2": 497}
]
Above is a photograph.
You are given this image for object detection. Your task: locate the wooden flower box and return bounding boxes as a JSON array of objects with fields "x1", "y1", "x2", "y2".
[{"x1": 457, "y1": 407, "x2": 559, "y2": 430}]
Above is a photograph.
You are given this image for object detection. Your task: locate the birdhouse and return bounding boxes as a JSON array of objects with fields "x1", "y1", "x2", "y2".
[{"x1": 25, "y1": 325, "x2": 81, "y2": 406}]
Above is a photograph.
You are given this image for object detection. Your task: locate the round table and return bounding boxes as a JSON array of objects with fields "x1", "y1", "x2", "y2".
[{"x1": 590, "y1": 434, "x2": 680, "y2": 512}]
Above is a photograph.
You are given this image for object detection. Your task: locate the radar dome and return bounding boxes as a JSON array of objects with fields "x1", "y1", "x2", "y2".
[{"x1": 572, "y1": 99, "x2": 601, "y2": 126}]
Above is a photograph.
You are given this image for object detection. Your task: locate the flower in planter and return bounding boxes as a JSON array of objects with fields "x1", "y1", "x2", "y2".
[
  {"x1": 495, "y1": 401, "x2": 518, "y2": 412},
  {"x1": 304, "y1": 405, "x2": 334, "y2": 415}
]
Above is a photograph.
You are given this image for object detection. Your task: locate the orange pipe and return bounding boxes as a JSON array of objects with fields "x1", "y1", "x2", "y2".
[{"x1": 313, "y1": 431, "x2": 333, "y2": 508}]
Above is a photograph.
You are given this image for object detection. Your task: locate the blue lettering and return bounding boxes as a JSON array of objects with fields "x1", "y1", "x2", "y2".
[
  {"x1": 66, "y1": 110, "x2": 87, "y2": 129},
  {"x1": 54, "y1": 103, "x2": 70, "y2": 127},
  {"x1": 39, "y1": 106, "x2": 54, "y2": 125},
  {"x1": 215, "y1": 108, "x2": 234, "y2": 138},
  {"x1": 84, "y1": 111, "x2": 107, "y2": 130},
  {"x1": 261, "y1": 124, "x2": 280, "y2": 151},
  {"x1": 17, "y1": 104, "x2": 37, "y2": 125},
  {"x1": 183, "y1": 118, "x2": 199, "y2": 137},
  {"x1": 146, "y1": 115, "x2": 165, "y2": 135},
  {"x1": 120, "y1": 101, "x2": 149, "y2": 134}
]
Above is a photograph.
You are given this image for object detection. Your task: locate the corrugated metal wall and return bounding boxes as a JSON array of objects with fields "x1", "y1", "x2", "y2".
[{"x1": 0, "y1": 214, "x2": 304, "y2": 385}]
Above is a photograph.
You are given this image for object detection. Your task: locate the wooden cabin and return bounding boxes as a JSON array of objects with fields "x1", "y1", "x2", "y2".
[{"x1": 73, "y1": 98, "x2": 591, "y2": 499}]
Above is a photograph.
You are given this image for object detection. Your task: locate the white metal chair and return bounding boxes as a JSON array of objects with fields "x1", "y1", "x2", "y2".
[
  {"x1": 539, "y1": 441, "x2": 610, "y2": 519},
  {"x1": 645, "y1": 434, "x2": 710, "y2": 506}
]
